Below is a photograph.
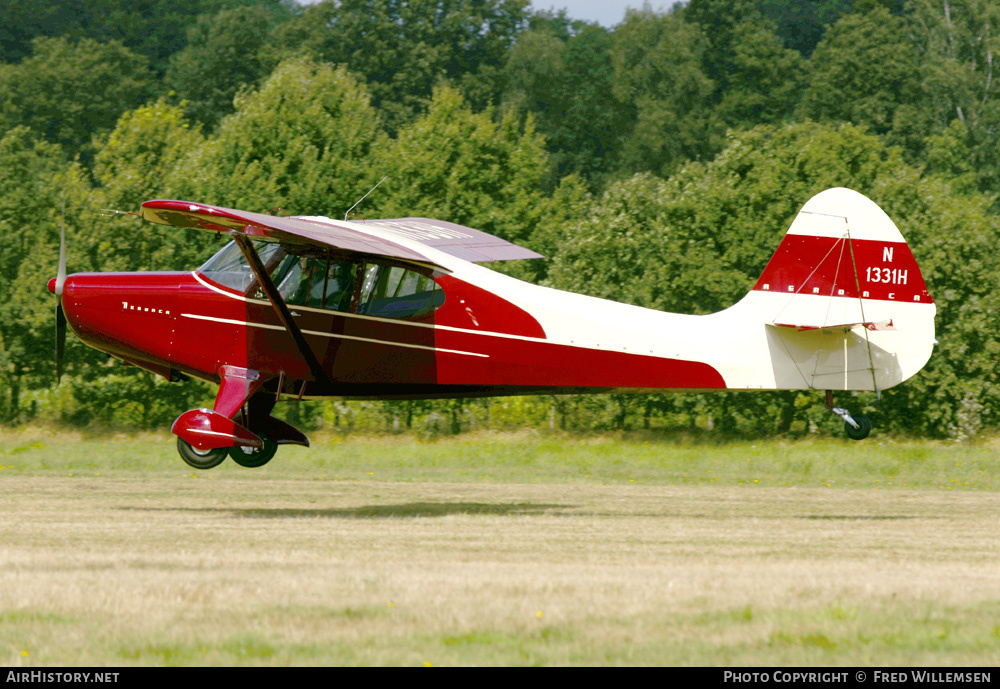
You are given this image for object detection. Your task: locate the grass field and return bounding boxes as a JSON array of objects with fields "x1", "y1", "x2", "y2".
[{"x1": 1, "y1": 429, "x2": 998, "y2": 666}]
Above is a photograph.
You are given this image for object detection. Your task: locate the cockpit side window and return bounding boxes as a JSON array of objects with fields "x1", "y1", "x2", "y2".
[
  {"x1": 198, "y1": 240, "x2": 283, "y2": 293},
  {"x1": 272, "y1": 254, "x2": 358, "y2": 312},
  {"x1": 200, "y1": 242, "x2": 444, "y2": 319}
]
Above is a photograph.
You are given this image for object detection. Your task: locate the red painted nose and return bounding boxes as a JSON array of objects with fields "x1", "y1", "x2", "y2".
[{"x1": 47, "y1": 277, "x2": 57, "y2": 294}]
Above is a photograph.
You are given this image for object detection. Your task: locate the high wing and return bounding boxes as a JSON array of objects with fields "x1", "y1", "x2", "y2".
[
  {"x1": 354, "y1": 218, "x2": 542, "y2": 262},
  {"x1": 137, "y1": 198, "x2": 543, "y2": 395},
  {"x1": 138, "y1": 200, "x2": 542, "y2": 266}
]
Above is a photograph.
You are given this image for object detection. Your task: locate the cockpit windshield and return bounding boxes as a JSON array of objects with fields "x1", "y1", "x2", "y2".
[{"x1": 198, "y1": 240, "x2": 283, "y2": 293}]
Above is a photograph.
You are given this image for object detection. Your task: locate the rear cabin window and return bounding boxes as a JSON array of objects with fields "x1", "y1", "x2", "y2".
[{"x1": 358, "y1": 264, "x2": 444, "y2": 319}]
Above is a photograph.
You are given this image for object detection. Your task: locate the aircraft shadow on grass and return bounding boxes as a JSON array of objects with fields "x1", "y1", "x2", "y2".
[
  {"x1": 797, "y1": 514, "x2": 931, "y2": 521},
  {"x1": 118, "y1": 506, "x2": 937, "y2": 520},
  {"x1": 119, "y1": 502, "x2": 574, "y2": 519}
]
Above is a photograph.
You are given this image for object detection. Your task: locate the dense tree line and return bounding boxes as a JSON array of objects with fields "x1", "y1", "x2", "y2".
[{"x1": 1, "y1": 0, "x2": 998, "y2": 439}]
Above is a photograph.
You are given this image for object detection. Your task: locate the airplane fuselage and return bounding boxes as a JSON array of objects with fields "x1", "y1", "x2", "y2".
[
  {"x1": 57, "y1": 266, "x2": 729, "y2": 399},
  {"x1": 56, "y1": 236, "x2": 932, "y2": 401}
]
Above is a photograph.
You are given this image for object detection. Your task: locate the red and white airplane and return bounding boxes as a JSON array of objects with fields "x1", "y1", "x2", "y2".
[{"x1": 49, "y1": 187, "x2": 935, "y2": 468}]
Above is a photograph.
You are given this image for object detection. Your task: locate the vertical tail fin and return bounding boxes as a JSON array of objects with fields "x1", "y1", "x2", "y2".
[{"x1": 752, "y1": 188, "x2": 935, "y2": 392}]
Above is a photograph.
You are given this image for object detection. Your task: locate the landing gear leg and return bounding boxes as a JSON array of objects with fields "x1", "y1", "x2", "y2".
[{"x1": 825, "y1": 390, "x2": 871, "y2": 440}]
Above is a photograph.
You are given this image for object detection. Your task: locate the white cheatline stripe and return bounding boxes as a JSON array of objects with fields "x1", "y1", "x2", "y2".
[
  {"x1": 191, "y1": 270, "x2": 550, "y2": 346},
  {"x1": 179, "y1": 313, "x2": 489, "y2": 358},
  {"x1": 182, "y1": 313, "x2": 283, "y2": 330},
  {"x1": 193, "y1": 272, "x2": 251, "y2": 300},
  {"x1": 186, "y1": 429, "x2": 239, "y2": 439},
  {"x1": 190, "y1": 272, "x2": 718, "y2": 363}
]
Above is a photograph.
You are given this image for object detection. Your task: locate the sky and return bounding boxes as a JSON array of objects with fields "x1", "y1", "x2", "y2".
[
  {"x1": 531, "y1": 1, "x2": 665, "y2": 28},
  {"x1": 295, "y1": 2, "x2": 680, "y2": 29}
]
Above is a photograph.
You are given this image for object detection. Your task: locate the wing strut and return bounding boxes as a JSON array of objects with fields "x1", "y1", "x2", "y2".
[
  {"x1": 845, "y1": 226, "x2": 880, "y2": 398},
  {"x1": 231, "y1": 233, "x2": 332, "y2": 386}
]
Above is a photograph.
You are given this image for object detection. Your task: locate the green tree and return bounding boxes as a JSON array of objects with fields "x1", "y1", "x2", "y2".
[
  {"x1": 503, "y1": 28, "x2": 565, "y2": 118},
  {"x1": 165, "y1": 5, "x2": 277, "y2": 128},
  {"x1": 714, "y1": 16, "x2": 801, "y2": 125},
  {"x1": 757, "y1": 0, "x2": 853, "y2": 56},
  {"x1": 266, "y1": 0, "x2": 530, "y2": 131},
  {"x1": 545, "y1": 122, "x2": 1000, "y2": 437},
  {"x1": 91, "y1": 101, "x2": 208, "y2": 272},
  {"x1": 0, "y1": 37, "x2": 155, "y2": 156},
  {"x1": 5, "y1": 100, "x2": 227, "y2": 430},
  {"x1": 93, "y1": 102, "x2": 204, "y2": 213},
  {"x1": 502, "y1": 22, "x2": 627, "y2": 183},
  {"x1": 0, "y1": 0, "x2": 294, "y2": 66},
  {"x1": 799, "y1": 7, "x2": 924, "y2": 137},
  {"x1": 869, "y1": 172, "x2": 1000, "y2": 438},
  {"x1": 683, "y1": 0, "x2": 802, "y2": 127},
  {"x1": 524, "y1": 173, "x2": 593, "y2": 282},
  {"x1": 0, "y1": 128, "x2": 100, "y2": 420},
  {"x1": 372, "y1": 85, "x2": 549, "y2": 246},
  {"x1": 551, "y1": 22, "x2": 629, "y2": 180},
  {"x1": 175, "y1": 57, "x2": 382, "y2": 215},
  {"x1": 611, "y1": 6, "x2": 722, "y2": 177},
  {"x1": 907, "y1": 0, "x2": 1000, "y2": 198}
]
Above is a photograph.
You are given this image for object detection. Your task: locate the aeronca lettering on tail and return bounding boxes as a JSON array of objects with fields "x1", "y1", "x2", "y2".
[{"x1": 49, "y1": 188, "x2": 936, "y2": 469}]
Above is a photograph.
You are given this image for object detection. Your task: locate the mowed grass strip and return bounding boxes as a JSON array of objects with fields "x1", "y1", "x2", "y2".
[
  {"x1": 1, "y1": 428, "x2": 998, "y2": 490},
  {"x1": 1, "y1": 433, "x2": 998, "y2": 666}
]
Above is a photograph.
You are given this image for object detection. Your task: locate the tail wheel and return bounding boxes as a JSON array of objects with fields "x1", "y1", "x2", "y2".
[
  {"x1": 229, "y1": 434, "x2": 278, "y2": 468},
  {"x1": 844, "y1": 415, "x2": 872, "y2": 440},
  {"x1": 176, "y1": 438, "x2": 228, "y2": 469}
]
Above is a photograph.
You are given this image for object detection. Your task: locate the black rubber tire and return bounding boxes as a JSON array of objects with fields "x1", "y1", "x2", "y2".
[
  {"x1": 228, "y1": 434, "x2": 278, "y2": 468},
  {"x1": 176, "y1": 437, "x2": 228, "y2": 469},
  {"x1": 844, "y1": 414, "x2": 872, "y2": 440}
]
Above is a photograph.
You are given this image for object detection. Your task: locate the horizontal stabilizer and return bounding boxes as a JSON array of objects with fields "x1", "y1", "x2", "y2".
[{"x1": 769, "y1": 319, "x2": 895, "y2": 332}]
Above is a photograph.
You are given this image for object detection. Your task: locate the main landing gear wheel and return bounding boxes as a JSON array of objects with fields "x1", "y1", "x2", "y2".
[
  {"x1": 176, "y1": 438, "x2": 228, "y2": 470},
  {"x1": 228, "y1": 434, "x2": 277, "y2": 468},
  {"x1": 844, "y1": 414, "x2": 872, "y2": 441}
]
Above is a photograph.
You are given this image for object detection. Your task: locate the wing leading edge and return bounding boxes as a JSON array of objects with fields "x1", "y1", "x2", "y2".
[{"x1": 139, "y1": 200, "x2": 542, "y2": 265}]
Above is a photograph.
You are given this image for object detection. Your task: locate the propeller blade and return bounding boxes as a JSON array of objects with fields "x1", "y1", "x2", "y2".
[
  {"x1": 55, "y1": 199, "x2": 66, "y2": 297},
  {"x1": 55, "y1": 195, "x2": 67, "y2": 382},
  {"x1": 56, "y1": 302, "x2": 66, "y2": 383}
]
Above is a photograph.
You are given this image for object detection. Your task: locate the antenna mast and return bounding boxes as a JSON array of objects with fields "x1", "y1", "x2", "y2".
[{"x1": 344, "y1": 176, "x2": 388, "y2": 221}]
